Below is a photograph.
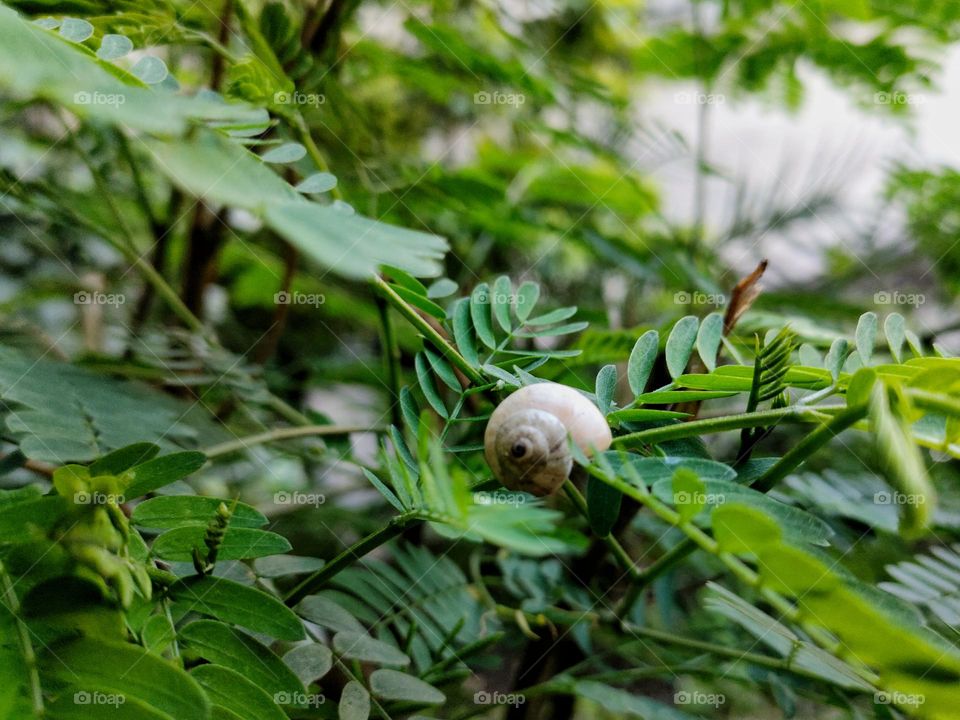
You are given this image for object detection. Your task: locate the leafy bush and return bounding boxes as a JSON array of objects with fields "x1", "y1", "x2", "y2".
[{"x1": 1, "y1": 1, "x2": 960, "y2": 719}]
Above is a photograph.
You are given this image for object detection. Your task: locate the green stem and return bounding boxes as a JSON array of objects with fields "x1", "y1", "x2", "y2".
[
  {"x1": 0, "y1": 561, "x2": 43, "y2": 717},
  {"x1": 377, "y1": 295, "x2": 403, "y2": 428},
  {"x1": 751, "y1": 404, "x2": 867, "y2": 493},
  {"x1": 204, "y1": 424, "x2": 385, "y2": 458},
  {"x1": 563, "y1": 479, "x2": 641, "y2": 581},
  {"x1": 612, "y1": 404, "x2": 844, "y2": 449},
  {"x1": 284, "y1": 513, "x2": 418, "y2": 605},
  {"x1": 372, "y1": 275, "x2": 484, "y2": 385}
]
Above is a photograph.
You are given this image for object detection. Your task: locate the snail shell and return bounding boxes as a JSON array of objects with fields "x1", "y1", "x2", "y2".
[{"x1": 484, "y1": 383, "x2": 613, "y2": 496}]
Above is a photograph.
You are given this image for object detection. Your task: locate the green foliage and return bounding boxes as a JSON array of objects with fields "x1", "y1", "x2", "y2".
[{"x1": 2, "y1": 0, "x2": 960, "y2": 717}]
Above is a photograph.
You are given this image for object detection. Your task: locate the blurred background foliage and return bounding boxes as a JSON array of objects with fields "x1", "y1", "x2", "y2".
[{"x1": 2, "y1": 0, "x2": 960, "y2": 716}]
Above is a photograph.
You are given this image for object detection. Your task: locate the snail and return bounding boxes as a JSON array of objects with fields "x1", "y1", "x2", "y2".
[{"x1": 484, "y1": 382, "x2": 613, "y2": 496}]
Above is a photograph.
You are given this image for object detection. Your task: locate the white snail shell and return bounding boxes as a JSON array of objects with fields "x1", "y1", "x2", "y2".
[{"x1": 484, "y1": 383, "x2": 613, "y2": 496}]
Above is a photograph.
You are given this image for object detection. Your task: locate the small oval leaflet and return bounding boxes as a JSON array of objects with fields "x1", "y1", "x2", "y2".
[
  {"x1": 97, "y1": 33, "x2": 134, "y2": 60},
  {"x1": 262, "y1": 142, "x2": 307, "y2": 164},
  {"x1": 59, "y1": 17, "x2": 93, "y2": 42},
  {"x1": 131, "y1": 56, "x2": 169, "y2": 84},
  {"x1": 295, "y1": 172, "x2": 337, "y2": 193}
]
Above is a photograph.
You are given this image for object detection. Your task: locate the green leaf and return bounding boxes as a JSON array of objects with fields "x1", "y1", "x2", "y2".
[
  {"x1": 145, "y1": 132, "x2": 446, "y2": 279},
  {"x1": 712, "y1": 504, "x2": 782, "y2": 553},
  {"x1": 696, "y1": 312, "x2": 724, "y2": 372},
  {"x1": 262, "y1": 142, "x2": 307, "y2": 163},
  {"x1": 470, "y1": 284, "x2": 497, "y2": 349},
  {"x1": 339, "y1": 681, "x2": 370, "y2": 720},
  {"x1": 369, "y1": 669, "x2": 445, "y2": 704},
  {"x1": 856, "y1": 312, "x2": 879, "y2": 365},
  {"x1": 59, "y1": 17, "x2": 93, "y2": 42},
  {"x1": 824, "y1": 338, "x2": 849, "y2": 381},
  {"x1": 96, "y1": 33, "x2": 133, "y2": 60},
  {"x1": 524, "y1": 307, "x2": 577, "y2": 325},
  {"x1": 332, "y1": 631, "x2": 410, "y2": 666},
  {"x1": 152, "y1": 526, "x2": 291, "y2": 561},
  {"x1": 451, "y1": 298, "x2": 480, "y2": 367},
  {"x1": 180, "y1": 620, "x2": 304, "y2": 697},
  {"x1": 170, "y1": 576, "x2": 305, "y2": 640},
  {"x1": 123, "y1": 452, "x2": 207, "y2": 498},
  {"x1": 515, "y1": 281, "x2": 540, "y2": 322},
  {"x1": 414, "y1": 352, "x2": 449, "y2": 418},
  {"x1": 190, "y1": 665, "x2": 287, "y2": 720},
  {"x1": 296, "y1": 595, "x2": 367, "y2": 634},
  {"x1": 665, "y1": 316, "x2": 699, "y2": 378},
  {"x1": 41, "y1": 637, "x2": 209, "y2": 720},
  {"x1": 424, "y1": 348, "x2": 460, "y2": 392},
  {"x1": 295, "y1": 172, "x2": 337, "y2": 193},
  {"x1": 868, "y1": 383, "x2": 935, "y2": 536},
  {"x1": 426, "y1": 278, "x2": 458, "y2": 298},
  {"x1": 607, "y1": 408, "x2": 690, "y2": 422},
  {"x1": 132, "y1": 495, "x2": 266, "y2": 529},
  {"x1": 885, "y1": 313, "x2": 906, "y2": 362},
  {"x1": 393, "y1": 285, "x2": 446, "y2": 319},
  {"x1": 637, "y1": 390, "x2": 737, "y2": 403},
  {"x1": 492, "y1": 275, "x2": 513, "y2": 332},
  {"x1": 90, "y1": 443, "x2": 160, "y2": 476},
  {"x1": 671, "y1": 467, "x2": 706, "y2": 522},
  {"x1": 253, "y1": 555, "x2": 326, "y2": 578},
  {"x1": 131, "y1": 56, "x2": 168, "y2": 84},
  {"x1": 284, "y1": 644, "x2": 333, "y2": 685},
  {"x1": 627, "y1": 330, "x2": 659, "y2": 395},
  {"x1": 586, "y1": 476, "x2": 622, "y2": 537},
  {"x1": 595, "y1": 364, "x2": 617, "y2": 415}
]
